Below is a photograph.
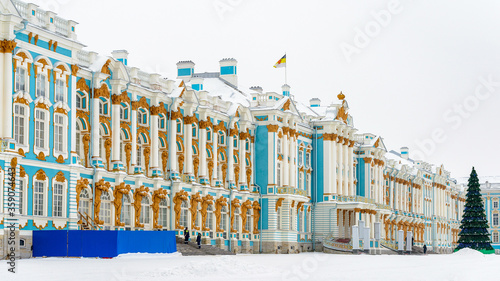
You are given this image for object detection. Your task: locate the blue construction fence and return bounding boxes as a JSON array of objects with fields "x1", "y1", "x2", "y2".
[{"x1": 33, "y1": 230, "x2": 177, "y2": 258}]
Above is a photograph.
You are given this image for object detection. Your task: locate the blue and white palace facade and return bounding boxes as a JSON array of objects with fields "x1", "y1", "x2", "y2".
[{"x1": 0, "y1": 0, "x2": 465, "y2": 257}]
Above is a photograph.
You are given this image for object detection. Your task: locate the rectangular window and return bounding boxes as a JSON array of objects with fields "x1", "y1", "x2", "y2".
[
  {"x1": 306, "y1": 152, "x2": 311, "y2": 166},
  {"x1": 54, "y1": 115, "x2": 64, "y2": 153},
  {"x1": 55, "y1": 79, "x2": 65, "y2": 102},
  {"x1": 493, "y1": 232, "x2": 499, "y2": 243},
  {"x1": 15, "y1": 68, "x2": 26, "y2": 92},
  {"x1": 493, "y1": 213, "x2": 499, "y2": 227},
  {"x1": 76, "y1": 95, "x2": 82, "y2": 109},
  {"x1": 494, "y1": 201, "x2": 499, "y2": 209},
  {"x1": 53, "y1": 183, "x2": 64, "y2": 217},
  {"x1": 14, "y1": 105, "x2": 26, "y2": 146},
  {"x1": 35, "y1": 110, "x2": 46, "y2": 149},
  {"x1": 36, "y1": 74, "x2": 46, "y2": 97},
  {"x1": 298, "y1": 150, "x2": 303, "y2": 166},
  {"x1": 277, "y1": 163, "x2": 281, "y2": 187},
  {"x1": 34, "y1": 182, "x2": 44, "y2": 216},
  {"x1": 19, "y1": 179, "x2": 24, "y2": 215}
]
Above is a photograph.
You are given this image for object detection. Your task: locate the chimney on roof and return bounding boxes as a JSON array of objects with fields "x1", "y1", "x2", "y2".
[
  {"x1": 112, "y1": 50, "x2": 129, "y2": 66},
  {"x1": 250, "y1": 86, "x2": 263, "y2": 93},
  {"x1": 176, "y1": 61, "x2": 195, "y2": 81},
  {"x1": 309, "y1": 98, "x2": 321, "y2": 107},
  {"x1": 400, "y1": 147, "x2": 409, "y2": 160},
  {"x1": 282, "y1": 84, "x2": 291, "y2": 97},
  {"x1": 219, "y1": 58, "x2": 237, "y2": 87},
  {"x1": 191, "y1": 76, "x2": 204, "y2": 91}
]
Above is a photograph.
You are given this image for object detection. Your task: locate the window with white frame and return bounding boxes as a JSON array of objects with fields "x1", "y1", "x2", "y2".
[
  {"x1": 299, "y1": 173, "x2": 303, "y2": 190},
  {"x1": 36, "y1": 73, "x2": 47, "y2": 97},
  {"x1": 176, "y1": 120, "x2": 183, "y2": 134},
  {"x1": 140, "y1": 196, "x2": 150, "y2": 225},
  {"x1": 180, "y1": 201, "x2": 189, "y2": 228},
  {"x1": 33, "y1": 181, "x2": 45, "y2": 216},
  {"x1": 100, "y1": 191, "x2": 112, "y2": 225},
  {"x1": 138, "y1": 109, "x2": 147, "y2": 126},
  {"x1": 76, "y1": 94, "x2": 82, "y2": 109},
  {"x1": 79, "y1": 189, "x2": 90, "y2": 220},
  {"x1": 159, "y1": 199, "x2": 168, "y2": 228},
  {"x1": 245, "y1": 139, "x2": 250, "y2": 151},
  {"x1": 207, "y1": 128, "x2": 212, "y2": 142},
  {"x1": 76, "y1": 122, "x2": 83, "y2": 161},
  {"x1": 277, "y1": 138, "x2": 282, "y2": 154},
  {"x1": 121, "y1": 194, "x2": 132, "y2": 226},
  {"x1": 19, "y1": 178, "x2": 25, "y2": 215},
  {"x1": 55, "y1": 79, "x2": 65, "y2": 103},
  {"x1": 233, "y1": 136, "x2": 238, "y2": 148},
  {"x1": 233, "y1": 208, "x2": 240, "y2": 232},
  {"x1": 289, "y1": 207, "x2": 294, "y2": 230},
  {"x1": 53, "y1": 182, "x2": 64, "y2": 217},
  {"x1": 306, "y1": 174, "x2": 311, "y2": 194},
  {"x1": 220, "y1": 205, "x2": 228, "y2": 231},
  {"x1": 493, "y1": 232, "x2": 499, "y2": 243},
  {"x1": 54, "y1": 114, "x2": 66, "y2": 154},
  {"x1": 494, "y1": 200, "x2": 499, "y2": 209},
  {"x1": 35, "y1": 109, "x2": 48, "y2": 150},
  {"x1": 192, "y1": 123, "x2": 198, "y2": 139},
  {"x1": 277, "y1": 162, "x2": 281, "y2": 187},
  {"x1": 493, "y1": 213, "x2": 499, "y2": 227},
  {"x1": 137, "y1": 136, "x2": 144, "y2": 169},
  {"x1": 298, "y1": 150, "x2": 303, "y2": 166},
  {"x1": 99, "y1": 99, "x2": 109, "y2": 115},
  {"x1": 306, "y1": 151, "x2": 311, "y2": 167},
  {"x1": 218, "y1": 132, "x2": 225, "y2": 146},
  {"x1": 159, "y1": 114, "x2": 166, "y2": 131},
  {"x1": 15, "y1": 67, "x2": 27, "y2": 92},
  {"x1": 206, "y1": 204, "x2": 214, "y2": 231},
  {"x1": 246, "y1": 209, "x2": 252, "y2": 232},
  {"x1": 14, "y1": 104, "x2": 27, "y2": 146}
]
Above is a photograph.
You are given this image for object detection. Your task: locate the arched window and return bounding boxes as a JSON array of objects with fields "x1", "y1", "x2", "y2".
[
  {"x1": 192, "y1": 123, "x2": 198, "y2": 139},
  {"x1": 180, "y1": 201, "x2": 189, "y2": 228},
  {"x1": 99, "y1": 99, "x2": 109, "y2": 115},
  {"x1": 206, "y1": 204, "x2": 214, "y2": 231},
  {"x1": 121, "y1": 194, "x2": 132, "y2": 226},
  {"x1": 159, "y1": 199, "x2": 168, "y2": 228},
  {"x1": 14, "y1": 104, "x2": 28, "y2": 147},
  {"x1": 159, "y1": 114, "x2": 166, "y2": 131},
  {"x1": 140, "y1": 196, "x2": 151, "y2": 225},
  {"x1": 100, "y1": 191, "x2": 112, "y2": 225},
  {"x1": 176, "y1": 119, "x2": 183, "y2": 134},
  {"x1": 233, "y1": 136, "x2": 238, "y2": 148},
  {"x1": 218, "y1": 132, "x2": 226, "y2": 146},
  {"x1": 55, "y1": 78, "x2": 66, "y2": 103},
  {"x1": 79, "y1": 189, "x2": 90, "y2": 220},
  {"x1": 36, "y1": 73, "x2": 47, "y2": 97},
  {"x1": 120, "y1": 105, "x2": 129, "y2": 121},
  {"x1": 138, "y1": 109, "x2": 147, "y2": 126},
  {"x1": 207, "y1": 127, "x2": 212, "y2": 142}
]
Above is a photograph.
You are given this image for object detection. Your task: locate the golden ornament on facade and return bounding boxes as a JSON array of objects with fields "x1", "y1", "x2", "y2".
[
  {"x1": 215, "y1": 196, "x2": 228, "y2": 232},
  {"x1": 189, "y1": 192, "x2": 202, "y2": 230},
  {"x1": 252, "y1": 201, "x2": 261, "y2": 234},
  {"x1": 241, "y1": 200, "x2": 253, "y2": 233},
  {"x1": 201, "y1": 194, "x2": 214, "y2": 231},
  {"x1": 93, "y1": 84, "x2": 110, "y2": 99},
  {"x1": 76, "y1": 78, "x2": 90, "y2": 93},
  {"x1": 282, "y1": 99, "x2": 291, "y2": 111},
  {"x1": 230, "y1": 198, "x2": 241, "y2": 233},
  {"x1": 193, "y1": 156, "x2": 199, "y2": 177},
  {"x1": 0, "y1": 39, "x2": 17, "y2": 53},
  {"x1": 178, "y1": 154, "x2": 184, "y2": 174},
  {"x1": 113, "y1": 183, "x2": 132, "y2": 226},
  {"x1": 173, "y1": 189, "x2": 189, "y2": 229},
  {"x1": 94, "y1": 179, "x2": 111, "y2": 225},
  {"x1": 208, "y1": 161, "x2": 214, "y2": 182},
  {"x1": 151, "y1": 188, "x2": 168, "y2": 229},
  {"x1": 296, "y1": 202, "x2": 304, "y2": 214},
  {"x1": 246, "y1": 168, "x2": 252, "y2": 187},
  {"x1": 82, "y1": 134, "x2": 91, "y2": 167},
  {"x1": 55, "y1": 171, "x2": 66, "y2": 182},
  {"x1": 161, "y1": 150, "x2": 168, "y2": 175},
  {"x1": 183, "y1": 115, "x2": 198, "y2": 125},
  {"x1": 144, "y1": 146, "x2": 151, "y2": 176},
  {"x1": 133, "y1": 185, "x2": 150, "y2": 228},
  {"x1": 234, "y1": 165, "x2": 240, "y2": 184},
  {"x1": 267, "y1": 124, "x2": 279, "y2": 133},
  {"x1": 200, "y1": 119, "x2": 213, "y2": 129},
  {"x1": 104, "y1": 138, "x2": 112, "y2": 170},
  {"x1": 36, "y1": 152, "x2": 46, "y2": 161},
  {"x1": 275, "y1": 198, "x2": 285, "y2": 212}
]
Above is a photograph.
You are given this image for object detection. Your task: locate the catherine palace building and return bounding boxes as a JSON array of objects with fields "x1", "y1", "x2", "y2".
[{"x1": 0, "y1": 0, "x2": 465, "y2": 257}]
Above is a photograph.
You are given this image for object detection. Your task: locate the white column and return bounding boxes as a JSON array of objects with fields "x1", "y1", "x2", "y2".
[
  {"x1": 212, "y1": 130, "x2": 218, "y2": 183},
  {"x1": 337, "y1": 137, "x2": 343, "y2": 195},
  {"x1": 343, "y1": 139, "x2": 348, "y2": 196},
  {"x1": 228, "y1": 134, "x2": 234, "y2": 185},
  {"x1": 0, "y1": 48, "x2": 4, "y2": 134},
  {"x1": 131, "y1": 108, "x2": 137, "y2": 166},
  {"x1": 3, "y1": 49, "x2": 13, "y2": 139},
  {"x1": 184, "y1": 120, "x2": 193, "y2": 175},
  {"x1": 331, "y1": 135, "x2": 337, "y2": 195},
  {"x1": 151, "y1": 112, "x2": 159, "y2": 170},
  {"x1": 291, "y1": 134, "x2": 297, "y2": 188},
  {"x1": 168, "y1": 118, "x2": 177, "y2": 172},
  {"x1": 389, "y1": 178, "x2": 394, "y2": 208},
  {"x1": 283, "y1": 133, "x2": 289, "y2": 187},
  {"x1": 71, "y1": 72, "x2": 77, "y2": 153},
  {"x1": 199, "y1": 125, "x2": 207, "y2": 179},
  {"x1": 92, "y1": 98, "x2": 100, "y2": 158},
  {"x1": 111, "y1": 103, "x2": 121, "y2": 163},
  {"x1": 348, "y1": 141, "x2": 354, "y2": 196},
  {"x1": 323, "y1": 136, "x2": 331, "y2": 194},
  {"x1": 239, "y1": 134, "x2": 245, "y2": 188}
]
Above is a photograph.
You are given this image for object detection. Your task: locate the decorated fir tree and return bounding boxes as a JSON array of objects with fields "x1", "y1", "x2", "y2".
[{"x1": 455, "y1": 167, "x2": 494, "y2": 253}]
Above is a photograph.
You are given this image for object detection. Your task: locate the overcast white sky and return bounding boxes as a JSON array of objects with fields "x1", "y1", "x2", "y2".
[{"x1": 28, "y1": 0, "x2": 500, "y2": 179}]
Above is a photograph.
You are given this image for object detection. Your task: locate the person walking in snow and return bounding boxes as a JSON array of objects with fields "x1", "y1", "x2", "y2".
[
  {"x1": 184, "y1": 227, "x2": 190, "y2": 244},
  {"x1": 197, "y1": 233, "x2": 202, "y2": 249},
  {"x1": 423, "y1": 244, "x2": 427, "y2": 254}
]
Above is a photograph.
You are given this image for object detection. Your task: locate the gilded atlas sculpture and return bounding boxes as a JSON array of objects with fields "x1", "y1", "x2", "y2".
[
  {"x1": 75, "y1": 178, "x2": 90, "y2": 224},
  {"x1": 173, "y1": 189, "x2": 189, "y2": 229},
  {"x1": 200, "y1": 194, "x2": 214, "y2": 231},
  {"x1": 94, "y1": 179, "x2": 111, "y2": 225},
  {"x1": 215, "y1": 196, "x2": 228, "y2": 232},
  {"x1": 230, "y1": 198, "x2": 241, "y2": 233},
  {"x1": 252, "y1": 201, "x2": 261, "y2": 234},
  {"x1": 240, "y1": 200, "x2": 253, "y2": 233},
  {"x1": 113, "y1": 183, "x2": 132, "y2": 226},
  {"x1": 152, "y1": 189, "x2": 168, "y2": 229},
  {"x1": 190, "y1": 192, "x2": 203, "y2": 230},
  {"x1": 133, "y1": 185, "x2": 150, "y2": 228}
]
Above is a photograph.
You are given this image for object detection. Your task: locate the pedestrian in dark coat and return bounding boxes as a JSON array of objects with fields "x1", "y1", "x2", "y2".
[
  {"x1": 423, "y1": 244, "x2": 427, "y2": 254},
  {"x1": 197, "y1": 233, "x2": 202, "y2": 249},
  {"x1": 184, "y1": 227, "x2": 190, "y2": 244}
]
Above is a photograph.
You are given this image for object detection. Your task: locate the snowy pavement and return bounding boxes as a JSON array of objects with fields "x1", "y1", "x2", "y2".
[{"x1": 1, "y1": 249, "x2": 499, "y2": 281}]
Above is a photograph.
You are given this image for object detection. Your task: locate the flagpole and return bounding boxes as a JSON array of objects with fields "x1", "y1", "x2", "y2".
[{"x1": 285, "y1": 52, "x2": 287, "y2": 85}]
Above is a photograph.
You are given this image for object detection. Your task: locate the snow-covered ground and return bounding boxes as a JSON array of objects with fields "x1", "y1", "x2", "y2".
[{"x1": 1, "y1": 249, "x2": 499, "y2": 281}]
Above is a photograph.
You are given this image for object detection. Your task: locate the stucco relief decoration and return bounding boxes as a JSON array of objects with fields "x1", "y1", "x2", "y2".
[
  {"x1": 173, "y1": 189, "x2": 189, "y2": 229},
  {"x1": 215, "y1": 196, "x2": 228, "y2": 232},
  {"x1": 133, "y1": 185, "x2": 150, "y2": 228},
  {"x1": 230, "y1": 198, "x2": 241, "y2": 233},
  {"x1": 201, "y1": 194, "x2": 214, "y2": 231},
  {"x1": 76, "y1": 178, "x2": 90, "y2": 220},
  {"x1": 241, "y1": 200, "x2": 253, "y2": 233},
  {"x1": 152, "y1": 188, "x2": 168, "y2": 229},
  {"x1": 113, "y1": 183, "x2": 132, "y2": 226},
  {"x1": 252, "y1": 201, "x2": 261, "y2": 234},
  {"x1": 94, "y1": 179, "x2": 111, "y2": 225},
  {"x1": 190, "y1": 192, "x2": 202, "y2": 230}
]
